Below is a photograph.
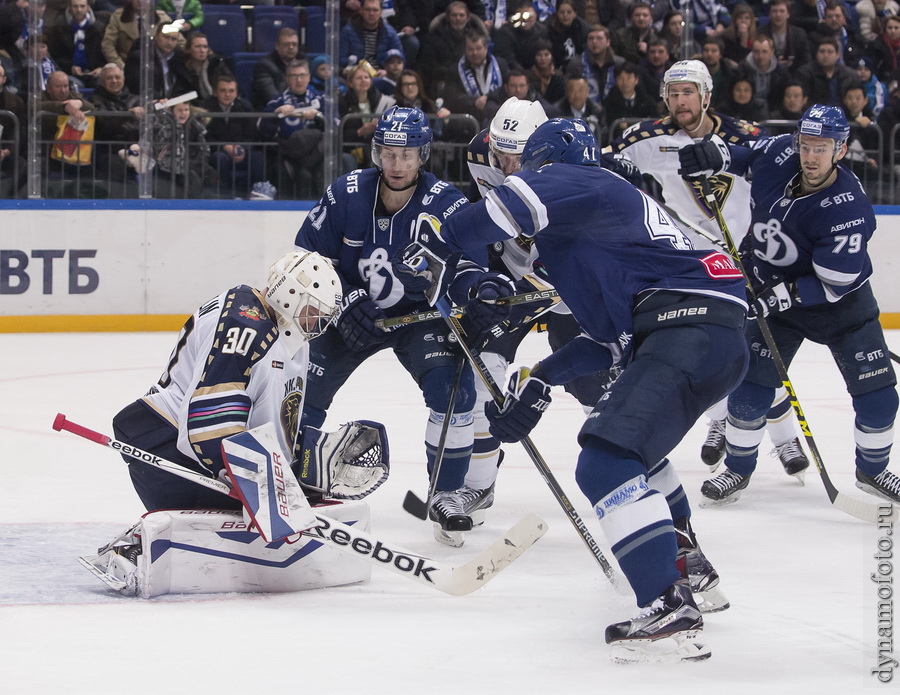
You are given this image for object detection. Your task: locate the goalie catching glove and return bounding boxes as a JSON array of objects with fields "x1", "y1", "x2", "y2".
[
  {"x1": 293, "y1": 420, "x2": 390, "y2": 500},
  {"x1": 486, "y1": 366, "x2": 552, "y2": 443},
  {"x1": 391, "y1": 213, "x2": 460, "y2": 306}
]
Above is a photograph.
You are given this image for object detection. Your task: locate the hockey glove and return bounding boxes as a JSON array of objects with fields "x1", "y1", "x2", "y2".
[
  {"x1": 748, "y1": 276, "x2": 798, "y2": 319},
  {"x1": 486, "y1": 366, "x2": 552, "y2": 443},
  {"x1": 599, "y1": 152, "x2": 643, "y2": 187},
  {"x1": 465, "y1": 272, "x2": 517, "y2": 338},
  {"x1": 677, "y1": 133, "x2": 731, "y2": 179},
  {"x1": 391, "y1": 213, "x2": 461, "y2": 305},
  {"x1": 336, "y1": 287, "x2": 389, "y2": 352}
]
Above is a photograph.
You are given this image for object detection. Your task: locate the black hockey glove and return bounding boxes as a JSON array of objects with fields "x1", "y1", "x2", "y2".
[
  {"x1": 748, "y1": 276, "x2": 798, "y2": 319},
  {"x1": 677, "y1": 134, "x2": 731, "y2": 179},
  {"x1": 391, "y1": 213, "x2": 460, "y2": 306},
  {"x1": 486, "y1": 365, "x2": 552, "y2": 443},
  {"x1": 465, "y1": 272, "x2": 517, "y2": 338},
  {"x1": 336, "y1": 287, "x2": 388, "y2": 352}
]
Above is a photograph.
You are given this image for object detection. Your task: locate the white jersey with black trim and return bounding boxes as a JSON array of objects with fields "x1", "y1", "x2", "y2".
[
  {"x1": 466, "y1": 127, "x2": 540, "y2": 280},
  {"x1": 609, "y1": 113, "x2": 766, "y2": 248},
  {"x1": 141, "y1": 285, "x2": 309, "y2": 474}
]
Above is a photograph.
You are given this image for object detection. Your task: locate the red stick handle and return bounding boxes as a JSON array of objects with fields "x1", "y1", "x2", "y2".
[{"x1": 53, "y1": 413, "x2": 110, "y2": 446}]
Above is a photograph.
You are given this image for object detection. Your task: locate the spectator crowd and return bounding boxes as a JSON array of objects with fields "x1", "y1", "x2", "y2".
[{"x1": 3, "y1": 0, "x2": 900, "y2": 199}]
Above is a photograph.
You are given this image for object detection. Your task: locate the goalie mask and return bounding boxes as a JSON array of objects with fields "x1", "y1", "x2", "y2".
[{"x1": 266, "y1": 250, "x2": 341, "y2": 355}]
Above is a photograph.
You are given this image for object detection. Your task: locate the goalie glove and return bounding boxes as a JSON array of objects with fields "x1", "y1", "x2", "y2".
[
  {"x1": 292, "y1": 421, "x2": 390, "y2": 500},
  {"x1": 485, "y1": 366, "x2": 552, "y2": 443},
  {"x1": 391, "y1": 213, "x2": 461, "y2": 306},
  {"x1": 677, "y1": 133, "x2": 731, "y2": 179}
]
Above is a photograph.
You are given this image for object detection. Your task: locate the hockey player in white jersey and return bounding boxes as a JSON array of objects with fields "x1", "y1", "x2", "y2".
[
  {"x1": 609, "y1": 59, "x2": 809, "y2": 479},
  {"x1": 86, "y1": 250, "x2": 391, "y2": 596}
]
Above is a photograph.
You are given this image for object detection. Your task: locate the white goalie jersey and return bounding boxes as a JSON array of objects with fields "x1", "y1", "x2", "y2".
[
  {"x1": 609, "y1": 114, "x2": 765, "y2": 248},
  {"x1": 141, "y1": 285, "x2": 309, "y2": 474}
]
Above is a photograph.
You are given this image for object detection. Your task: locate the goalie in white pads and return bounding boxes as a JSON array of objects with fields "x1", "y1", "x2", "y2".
[{"x1": 85, "y1": 250, "x2": 391, "y2": 596}]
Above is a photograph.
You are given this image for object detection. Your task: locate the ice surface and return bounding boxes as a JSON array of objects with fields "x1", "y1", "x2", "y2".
[{"x1": 0, "y1": 330, "x2": 893, "y2": 694}]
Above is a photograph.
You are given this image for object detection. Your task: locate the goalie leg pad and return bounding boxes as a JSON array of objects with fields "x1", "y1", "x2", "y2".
[
  {"x1": 294, "y1": 421, "x2": 390, "y2": 500},
  {"x1": 79, "y1": 503, "x2": 372, "y2": 598}
]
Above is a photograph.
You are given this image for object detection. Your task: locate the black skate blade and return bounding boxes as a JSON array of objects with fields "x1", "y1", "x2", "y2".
[{"x1": 445, "y1": 516, "x2": 474, "y2": 532}]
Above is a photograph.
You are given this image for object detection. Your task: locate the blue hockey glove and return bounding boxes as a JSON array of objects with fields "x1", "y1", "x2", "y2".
[
  {"x1": 465, "y1": 272, "x2": 516, "y2": 337},
  {"x1": 486, "y1": 366, "x2": 552, "y2": 443},
  {"x1": 677, "y1": 134, "x2": 731, "y2": 179},
  {"x1": 748, "y1": 276, "x2": 798, "y2": 319},
  {"x1": 391, "y1": 213, "x2": 460, "y2": 305},
  {"x1": 599, "y1": 152, "x2": 643, "y2": 187},
  {"x1": 336, "y1": 287, "x2": 388, "y2": 351}
]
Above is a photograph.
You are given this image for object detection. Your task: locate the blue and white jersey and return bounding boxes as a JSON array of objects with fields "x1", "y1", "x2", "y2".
[
  {"x1": 141, "y1": 285, "x2": 307, "y2": 475},
  {"x1": 258, "y1": 87, "x2": 323, "y2": 140},
  {"x1": 729, "y1": 134, "x2": 877, "y2": 305},
  {"x1": 441, "y1": 163, "x2": 747, "y2": 363},
  {"x1": 295, "y1": 168, "x2": 475, "y2": 315}
]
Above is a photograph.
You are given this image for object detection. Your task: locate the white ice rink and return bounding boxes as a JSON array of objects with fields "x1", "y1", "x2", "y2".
[{"x1": 1, "y1": 329, "x2": 896, "y2": 694}]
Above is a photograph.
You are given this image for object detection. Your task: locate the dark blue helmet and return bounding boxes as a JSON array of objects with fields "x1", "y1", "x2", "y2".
[
  {"x1": 796, "y1": 104, "x2": 850, "y2": 148},
  {"x1": 372, "y1": 106, "x2": 432, "y2": 167},
  {"x1": 519, "y1": 118, "x2": 600, "y2": 171}
]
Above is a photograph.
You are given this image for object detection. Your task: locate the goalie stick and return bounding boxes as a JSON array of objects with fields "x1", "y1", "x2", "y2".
[
  {"x1": 402, "y1": 358, "x2": 466, "y2": 520},
  {"x1": 433, "y1": 300, "x2": 625, "y2": 589},
  {"x1": 53, "y1": 413, "x2": 547, "y2": 595},
  {"x1": 377, "y1": 288, "x2": 560, "y2": 330},
  {"x1": 698, "y1": 179, "x2": 890, "y2": 525}
]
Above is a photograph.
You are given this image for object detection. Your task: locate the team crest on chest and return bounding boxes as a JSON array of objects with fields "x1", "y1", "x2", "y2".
[
  {"x1": 686, "y1": 175, "x2": 734, "y2": 218},
  {"x1": 377, "y1": 217, "x2": 390, "y2": 232},
  {"x1": 239, "y1": 306, "x2": 263, "y2": 321}
]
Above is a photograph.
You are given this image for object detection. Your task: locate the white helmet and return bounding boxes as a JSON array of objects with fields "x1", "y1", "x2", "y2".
[
  {"x1": 489, "y1": 97, "x2": 548, "y2": 165},
  {"x1": 661, "y1": 59, "x2": 713, "y2": 100},
  {"x1": 265, "y1": 250, "x2": 341, "y2": 354}
]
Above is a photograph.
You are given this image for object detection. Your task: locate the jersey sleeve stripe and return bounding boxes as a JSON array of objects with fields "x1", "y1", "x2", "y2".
[
  {"x1": 813, "y1": 261, "x2": 861, "y2": 287},
  {"x1": 504, "y1": 175, "x2": 549, "y2": 234},
  {"x1": 485, "y1": 190, "x2": 523, "y2": 239}
]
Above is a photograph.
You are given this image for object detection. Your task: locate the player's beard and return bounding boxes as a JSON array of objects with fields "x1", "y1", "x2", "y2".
[{"x1": 674, "y1": 107, "x2": 704, "y2": 135}]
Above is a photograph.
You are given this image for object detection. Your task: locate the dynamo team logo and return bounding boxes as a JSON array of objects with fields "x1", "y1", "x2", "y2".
[{"x1": 751, "y1": 218, "x2": 799, "y2": 266}]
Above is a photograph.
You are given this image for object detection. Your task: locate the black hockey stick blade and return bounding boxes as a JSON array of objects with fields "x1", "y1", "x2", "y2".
[{"x1": 402, "y1": 489, "x2": 429, "y2": 520}]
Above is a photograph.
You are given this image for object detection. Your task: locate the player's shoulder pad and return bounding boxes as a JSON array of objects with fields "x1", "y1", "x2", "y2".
[
  {"x1": 712, "y1": 112, "x2": 767, "y2": 144},
  {"x1": 467, "y1": 127, "x2": 491, "y2": 163},
  {"x1": 816, "y1": 168, "x2": 876, "y2": 232},
  {"x1": 338, "y1": 167, "x2": 377, "y2": 197},
  {"x1": 611, "y1": 116, "x2": 678, "y2": 151},
  {"x1": 417, "y1": 172, "x2": 469, "y2": 218},
  {"x1": 219, "y1": 285, "x2": 280, "y2": 352}
]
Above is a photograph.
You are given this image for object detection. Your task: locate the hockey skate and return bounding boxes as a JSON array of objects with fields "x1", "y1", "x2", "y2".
[
  {"x1": 78, "y1": 523, "x2": 142, "y2": 595},
  {"x1": 605, "y1": 579, "x2": 711, "y2": 664},
  {"x1": 700, "y1": 469, "x2": 750, "y2": 506},
  {"x1": 458, "y1": 483, "x2": 495, "y2": 526},
  {"x1": 429, "y1": 489, "x2": 474, "y2": 547},
  {"x1": 855, "y1": 468, "x2": 900, "y2": 504},
  {"x1": 700, "y1": 419, "x2": 726, "y2": 471},
  {"x1": 675, "y1": 526, "x2": 730, "y2": 614},
  {"x1": 772, "y1": 438, "x2": 809, "y2": 482}
]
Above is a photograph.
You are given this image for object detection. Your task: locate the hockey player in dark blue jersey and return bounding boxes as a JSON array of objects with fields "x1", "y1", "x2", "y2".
[
  {"x1": 393, "y1": 118, "x2": 751, "y2": 663},
  {"x1": 295, "y1": 105, "x2": 499, "y2": 547},
  {"x1": 678, "y1": 104, "x2": 900, "y2": 504}
]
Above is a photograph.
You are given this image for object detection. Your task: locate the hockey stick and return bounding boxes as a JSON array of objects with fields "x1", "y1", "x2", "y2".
[
  {"x1": 698, "y1": 179, "x2": 887, "y2": 524},
  {"x1": 433, "y1": 299, "x2": 625, "y2": 589},
  {"x1": 52, "y1": 413, "x2": 547, "y2": 595},
  {"x1": 662, "y1": 205, "x2": 900, "y2": 371},
  {"x1": 377, "y1": 288, "x2": 560, "y2": 330},
  {"x1": 402, "y1": 358, "x2": 466, "y2": 520}
]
